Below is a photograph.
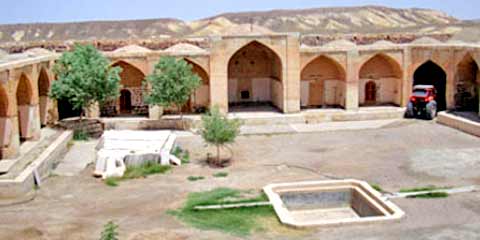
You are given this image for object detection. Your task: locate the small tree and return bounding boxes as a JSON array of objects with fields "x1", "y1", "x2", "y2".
[
  {"x1": 50, "y1": 44, "x2": 121, "y2": 119},
  {"x1": 100, "y1": 221, "x2": 119, "y2": 240},
  {"x1": 144, "y1": 57, "x2": 201, "y2": 125},
  {"x1": 200, "y1": 107, "x2": 242, "y2": 166}
]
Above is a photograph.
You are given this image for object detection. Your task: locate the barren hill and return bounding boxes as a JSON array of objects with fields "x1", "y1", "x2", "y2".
[{"x1": 0, "y1": 5, "x2": 469, "y2": 44}]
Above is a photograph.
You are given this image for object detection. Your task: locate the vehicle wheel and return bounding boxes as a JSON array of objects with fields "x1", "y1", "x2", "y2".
[
  {"x1": 426, "y1": 101, "x2": 437, "y2": 120},
  {"x1": 405, "y1": 101, "x2": 415, "y2": 118}
]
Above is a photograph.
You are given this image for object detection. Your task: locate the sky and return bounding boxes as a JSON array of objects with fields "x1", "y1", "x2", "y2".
[{"x1": 2, "y1": 0, "x2": 480, "y2": 24}]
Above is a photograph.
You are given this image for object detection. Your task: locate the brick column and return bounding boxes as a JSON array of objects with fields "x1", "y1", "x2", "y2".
[
  {"x1": 402, "y1": 47, "x2": 412, "y2": 107},
  {"x1": 283, "y1": 34, "x2": 301, "y2": 113},
  {"x1": 209, "y1": 38, "x2": 229, "y2": 114},
  {"x1": 345, "y1": 50, "x2": 359, "y2": 111}
]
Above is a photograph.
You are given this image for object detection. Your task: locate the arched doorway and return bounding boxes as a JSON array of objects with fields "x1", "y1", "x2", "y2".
[
  {"x1": 184, "y1": 59, "x2": 210, "y2": 113},
  {"x1": 119, "y1": 89, "x2": 132, "y2": 114},
  {"x1": 227, "y1": 41, "x2": 283, "y2": 112},
  {"x1": 300, "y1": 55, "x2": 346, "y2": 109},
  {"x1": 455, "y1": 54, "x2": 479, "y2": 112},
  {"x1": 359, "y1": 54, "x2": 402, "y2": 106},
  {"x1": 16, "y1": 74, "x2": 34, "y2": 141},
  {"x1": 365, "y1": 81, "x2": 377, "y2": 104},
  {"x1": 413, "y1": 61, "x2": 447, "y2": 111},
  {"x1": 110, "y1": 61, "x2": 146, "y2": 116},
  {"x1": 0, "y1": 85, "x2": 9, "y2": 158},
  {"x1": 38, "y1": 68, "x2": 50, "y2": 127}
]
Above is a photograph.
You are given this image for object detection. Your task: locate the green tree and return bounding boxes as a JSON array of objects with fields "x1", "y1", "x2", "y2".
[
  {"x1": 200, "y1": 107, "x2": 242, "y2": 165},
  {"x1": 144, "y1": 57, "x2": 201, "y2": 124},
  {"x1": 100, "y1": 221, "x2": 119, "y2": 240},
  {"x1": 50, "y1": 44, "x2": 121, "y2": 119}
]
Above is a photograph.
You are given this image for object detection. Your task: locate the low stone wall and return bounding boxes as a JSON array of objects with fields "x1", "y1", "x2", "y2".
[
  {"x1": 0, "y1": 131, "x2": 73, "y2": 201},
  {"x1": 437, "y1": 112, "x2": 480, "y2": 137},
  {"x1": 58, "y1": 119, "x2": 104, "y2": 138}
]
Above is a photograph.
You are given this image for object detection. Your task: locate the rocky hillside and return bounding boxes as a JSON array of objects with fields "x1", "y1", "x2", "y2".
[{"x1": 0, "y1": 5, "x2": 465, "y2": 44}]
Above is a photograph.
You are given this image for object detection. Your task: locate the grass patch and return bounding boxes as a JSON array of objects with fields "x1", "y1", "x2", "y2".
[
  {"x1": 407, "y1": 192, "x2": 449, "y2": 199},
  {"x1": 73, "y1": 129, "x2": 89, "y2": 141},
  {"x1": 399, "y1": 185, "x2": 450, "y2": 193},
  {"x1": 370, "y1": 183, "x2": 384, "y2": 193},
  {"x1": 104, "y1": 162, "x2": 171, "y2": 186},
  {"x1": 67, "y1": 140, "x2": 75, "y2": 149},
  {"x1": 105, "y1": 177, "x2": 119, "y2": 187},
  {"x1": 188, "y1": 176, "x2": 205, "y2": 181},
  {"x1": 169, "y1": 188, "x2": 273, "y2": 236},
  {"x1": 213, "y1": 172, "x2": 228, "y2": 178},
  {"x1": 172, "y1": 146, "x2": 190, "y2": 164}
]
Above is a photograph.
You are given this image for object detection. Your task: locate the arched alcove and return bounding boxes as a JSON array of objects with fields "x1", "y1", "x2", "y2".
[{"x1": 227, "y1": 41, "x2": 283, "y2": 112}]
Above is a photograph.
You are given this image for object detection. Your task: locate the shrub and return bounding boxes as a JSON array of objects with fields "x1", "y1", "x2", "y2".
[
  {"x1": 200, "y1": 107, "x2": 241, "y2": 166},
  {"x1": 100, "y1": 221, "x2": 119, "y2": 240}
]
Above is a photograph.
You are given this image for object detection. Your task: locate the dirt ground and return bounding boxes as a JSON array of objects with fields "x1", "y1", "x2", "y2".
[{"x1": 1, "y1": 119, "x2": 480, "y2": 240}]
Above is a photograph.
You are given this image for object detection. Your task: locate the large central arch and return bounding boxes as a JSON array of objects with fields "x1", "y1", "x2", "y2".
[
  {"x1": 413, "y1": 61, "x2": 447, "y2": 111},
  {"x1": 300, "y1": 55, "x2": 346, "y2": 109},
  {"x1": 454, "y1": 53, "x2": 479, "y2": 112},
  {"x1": 227, "y1": 41, "x2": 283, "y2": 112},
  {"x1": 359, "y1": 54, "x2": 402, "y2": 106}
]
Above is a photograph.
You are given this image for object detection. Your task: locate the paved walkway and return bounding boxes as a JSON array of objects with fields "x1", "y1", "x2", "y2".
[
  {"x1": 240, "y1": 119, "x2": 400, "y2": 135},
  {"x1": 53, "y1": 140, "x2": 98, "y2": 177}
]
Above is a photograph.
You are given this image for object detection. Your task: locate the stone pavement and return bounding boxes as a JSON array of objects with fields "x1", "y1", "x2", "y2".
[
  {"x1": 240, "y1": 119, "x2": 400, "y2": 135},
  {"x1": 53, "y1": 140, "x2": 98, "y2": 177}
]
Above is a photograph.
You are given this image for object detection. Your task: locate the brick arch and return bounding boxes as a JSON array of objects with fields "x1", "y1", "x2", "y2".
[
  {"x1": 38, "y1": 67, "x2": 51, "y2": 126},
  {"x1": 454, "y1": 53, "x2": 479, "y2": 111},
  {"x1": 301, "y1": 55, "x2": 346, "y2": 81},
  {"x1": 112, "y1": 60, "x2": 146, "y2": 88},
  {"x1": 183, "y1": 58, "x2": 210, "y2": 111},
  {"x1": 227, "y1": 40, "x2": 283, "y2": 111},
  {"x1": 16, "y1": 73, "x2": 33, "y2": 106},
  {"x1": 413, "y1": 60, "x2": 447, "y2": 111},
  {"x1": 184, "y1": 58, "x2": 209, "y2": 84},
  {"x1": 359, "y1": 53, "x2": 402, "y2": 79},
  {"x1": 300, "y1": 55, "x2": 346, "y2": 108},
  {"x1": 228, "y1": 40, "x2": 282, "y2": 81},
  {"x1": 38, "y1": 67, "x2": 50, "y2": 96},
  {"x1": 0, "y1": 85, "x2": 7, "y2": 117},
  {"x1": 359, "y1": 54, "x2": 402, "y2": 106}
]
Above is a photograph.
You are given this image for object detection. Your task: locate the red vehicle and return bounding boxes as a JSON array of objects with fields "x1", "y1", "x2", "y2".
[{"x1": 405, "y1": 85, "x2": 437, "y2": 120}]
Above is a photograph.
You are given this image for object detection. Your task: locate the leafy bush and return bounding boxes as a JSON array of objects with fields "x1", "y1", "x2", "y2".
[
  {"x1": 200, "y1": 107, "x2": 242, "y2": 166},
  {"x1": 73, "y1": 129, "x2": 89, "y2": 141},
  {"x1": 50, "y1": 44, "x2": 121, "y2": 119},
  {"x1": 100, "y1": 221, "x2": 119, "y2": 240},
  {"x1": 172, "y1": 146, "x2": 190, "y2": 164}
]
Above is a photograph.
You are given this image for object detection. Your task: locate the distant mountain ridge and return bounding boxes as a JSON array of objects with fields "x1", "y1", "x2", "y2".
[{"x1": 0, "y1": 5, "x2": 468, "y2": 44}]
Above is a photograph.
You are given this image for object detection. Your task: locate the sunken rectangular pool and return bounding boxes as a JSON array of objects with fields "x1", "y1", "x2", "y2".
[{"x1": 263, "y1": 179, "x2": 404, "y2": 227}]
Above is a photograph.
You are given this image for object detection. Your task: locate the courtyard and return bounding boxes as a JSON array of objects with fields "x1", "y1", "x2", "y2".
[{"x1": 0, "y1": 119, "x2": 479, "y2": 239}]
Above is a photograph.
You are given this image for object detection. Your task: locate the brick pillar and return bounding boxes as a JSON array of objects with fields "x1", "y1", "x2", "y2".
[
  {"x1": 283, "y1": 34, "x2": 301, "y2": 113},
  {"x1": 209, "y1": 38, "x2": 229, "y2": 114},
  {"x1": 445, "y1": 49, "x2": 456, "y2": 110},
  {"x1": 345, "y1": 50, "x2": 359, "y2": 111},
  {"x1": 402, "y1": 47, "x2": 413, "y2": 107},
  {"x1": 0, "y1": 116, "x2": 20, "y2": 159}
]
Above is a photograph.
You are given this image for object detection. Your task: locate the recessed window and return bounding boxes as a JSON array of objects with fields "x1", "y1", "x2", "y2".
[{"x1": 241, "y1": 91, "x2": 250, "y2": 99}]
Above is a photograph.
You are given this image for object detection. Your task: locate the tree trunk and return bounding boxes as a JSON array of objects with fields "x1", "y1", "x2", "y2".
[
  {"x1": 216, "y1": 145, "x2": 221, "y2": 165},
  {"x1": 178, "y1": 104, "x2": 185, "y2": 130}
]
